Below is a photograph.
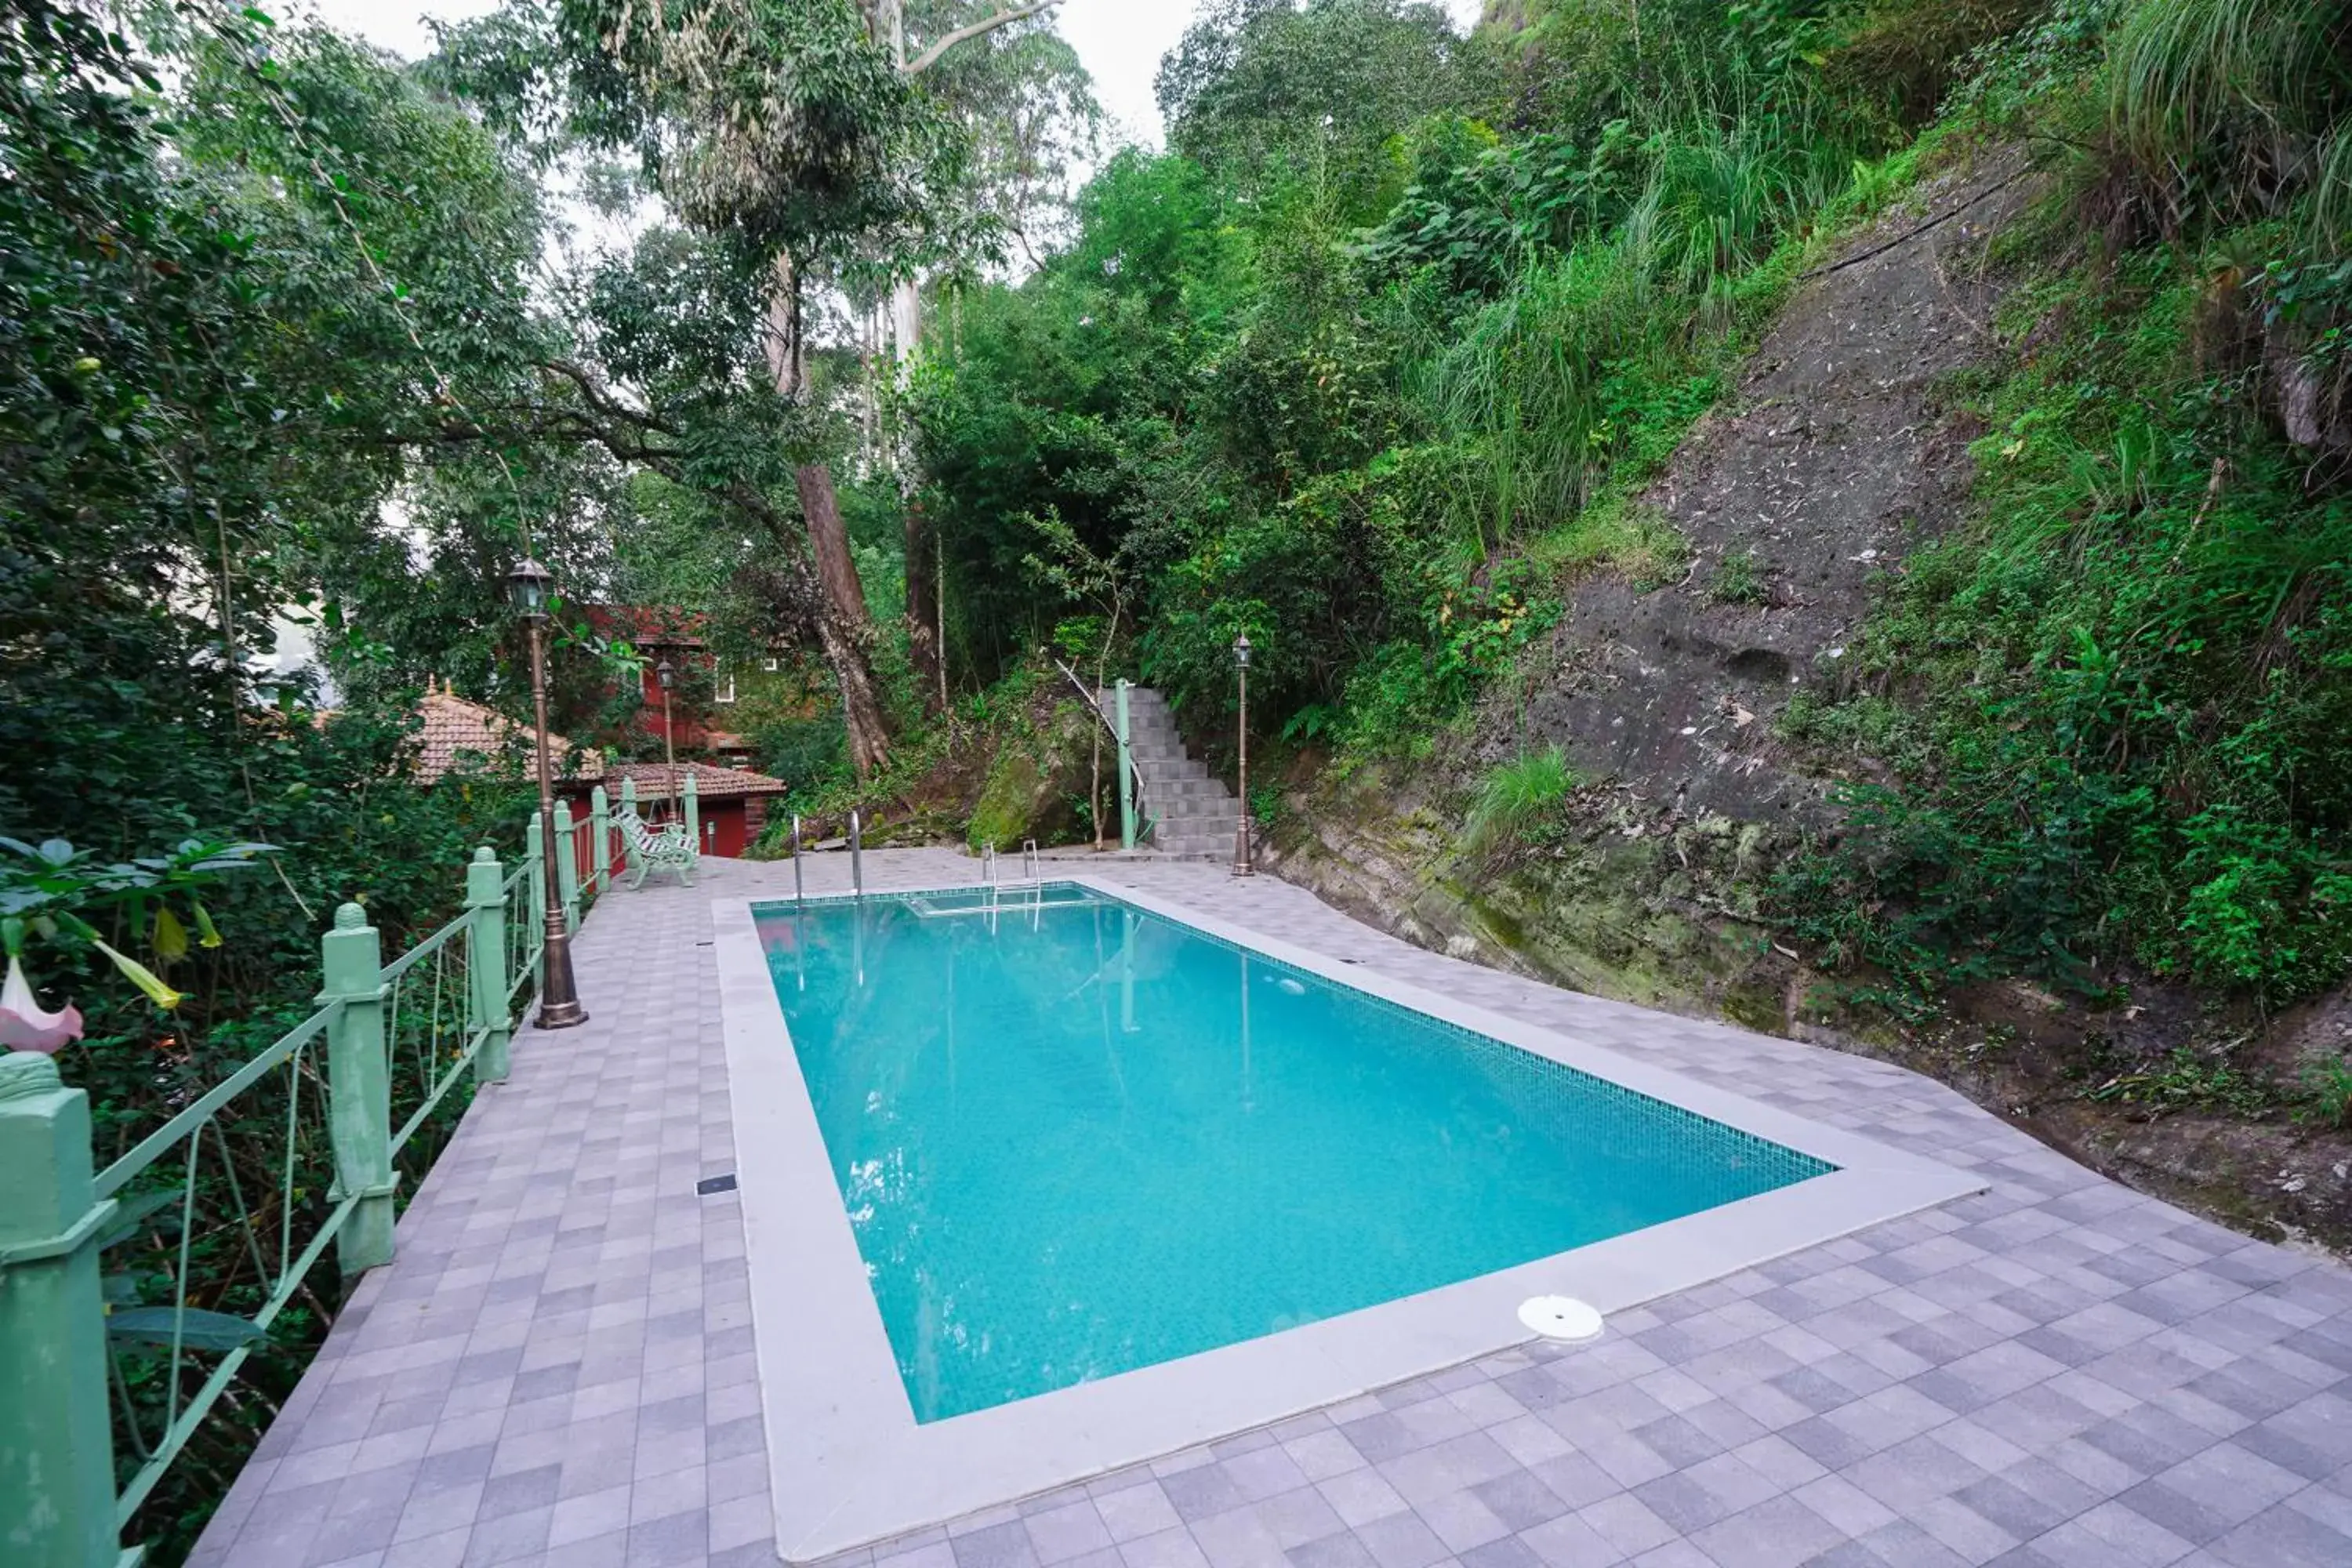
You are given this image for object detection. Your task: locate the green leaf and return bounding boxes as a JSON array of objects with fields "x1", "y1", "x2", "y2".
[
  {"x1": 98, "y1": 1187, "x2": 186, "y2": 1251},
  {"x1": 106, "y1": 1307, "x2": 268, "y2": 1351}
]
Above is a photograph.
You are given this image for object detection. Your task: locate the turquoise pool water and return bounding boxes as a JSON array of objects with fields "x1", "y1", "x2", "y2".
[{"x1": 754, "y1": 885, "x2": 1832, "y2": 1422}]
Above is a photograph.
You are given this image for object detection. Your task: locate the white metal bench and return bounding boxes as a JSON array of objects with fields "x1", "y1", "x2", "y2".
[{"x1": 617, "y1": 808, "x2": 696, "y2": 887}]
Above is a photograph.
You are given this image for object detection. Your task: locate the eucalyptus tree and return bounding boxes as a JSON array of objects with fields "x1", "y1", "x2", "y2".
[
  {"x1": 882, "y1": 2, "x2": 1099, "y2": 706},
  {"x1": 427, "y1": 0, "x2": 1084, "y2": 776}
]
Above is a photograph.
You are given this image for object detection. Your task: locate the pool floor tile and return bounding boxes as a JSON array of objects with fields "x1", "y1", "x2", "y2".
[{"x1": 187, "y1": 851, "x2": 2352, "y2": 1568}]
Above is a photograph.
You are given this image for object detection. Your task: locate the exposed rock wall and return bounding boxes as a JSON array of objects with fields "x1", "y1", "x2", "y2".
[
  {"x1": 1508, "y1": 154, "x2": 2033, "y2": 820},
  {"x1": 1278, "y1": 153, "x2": 2038, "y2": 1007}
]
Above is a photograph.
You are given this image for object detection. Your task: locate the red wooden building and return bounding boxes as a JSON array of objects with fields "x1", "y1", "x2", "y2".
[
  {"x1": 403, "y1": 684, "x2": 784, "y2": 859},
  {"x1": 607, "y1": 761, "x2": 787, "y2": 858},
  {"x1": 581, "y1": 606, "x2": 749, "y2": 758}
]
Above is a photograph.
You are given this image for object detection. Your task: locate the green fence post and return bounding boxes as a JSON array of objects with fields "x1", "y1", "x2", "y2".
[
  {"x1": 466, "y1": 848, "x2": 511, "y2": 1086},
  {"x1": 1116, "y1": 679, "x2": 1137, "y2": 852},
  {"x1": 683, "y1": 770, "x2": 700, "y2": 856},
  {"x1": 590, "y1": 784, "x2": 612, "y2": 896},
  {"x1": 555, "y1": 799, "x2": 580, "y2": 928},
  {"x1": 0, "y1": 1054, "x2": 125, "y2": 1568},
  {"x1": 619, "y1": 777, "x2": 642, "y2": 880},
  {"x1": 321, "y1": 903, "x2": 394, "y2": 1276},
  {"x1": 525, "y1": 813, "x2": 547, "y2": 938}
]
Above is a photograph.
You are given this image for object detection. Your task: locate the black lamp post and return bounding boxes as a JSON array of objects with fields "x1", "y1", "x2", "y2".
[
  {"x1": 1232, "y1": 632, "x2": 1254, "y2": 878},
  {"x1": 655, "y1": 656, "x2": 679, "y2": 824},
  {"x1": 504, "y1": 557, "x2": 586, "y2": 1029}
]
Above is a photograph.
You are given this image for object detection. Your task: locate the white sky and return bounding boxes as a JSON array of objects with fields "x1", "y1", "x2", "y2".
[{"x1": 297, "y1": 1, "x2": 1487, "y2": 149}]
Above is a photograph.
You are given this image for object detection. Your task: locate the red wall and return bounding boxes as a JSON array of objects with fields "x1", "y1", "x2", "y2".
[
  {"x1": 637, "y1": 659, "x2": 722, "y2": 750},
  {"x1": 697, "y1": 802, "x2": 748, "y2": 858}
]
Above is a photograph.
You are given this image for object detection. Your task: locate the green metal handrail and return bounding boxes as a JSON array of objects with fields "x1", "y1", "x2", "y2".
[
  {"x1": 0, "y1": 830, "x2": 623, "y2": 1568},
  {"x1": 93, "y1": 1003, "x2": 340, "y2": 1203}
]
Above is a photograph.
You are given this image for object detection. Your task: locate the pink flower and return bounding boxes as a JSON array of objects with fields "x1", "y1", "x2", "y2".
[{"x1": 0, "y1": 953, "x2": 84, "y2": 1054}]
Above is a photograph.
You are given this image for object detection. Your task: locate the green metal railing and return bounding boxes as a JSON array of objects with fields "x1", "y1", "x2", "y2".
[{"x1": 0, "y1": 815, "x2": 624, "y2": 1568}]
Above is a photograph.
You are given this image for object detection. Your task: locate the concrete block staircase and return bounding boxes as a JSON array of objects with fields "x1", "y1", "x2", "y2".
[{"x1": 1099, "y1": 686, "x2": 1241, "y2": 859}]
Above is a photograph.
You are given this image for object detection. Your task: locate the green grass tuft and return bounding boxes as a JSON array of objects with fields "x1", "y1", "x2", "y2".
[{"x1": 1464, "y1": 745, "x2": 1577, "y2": 862}]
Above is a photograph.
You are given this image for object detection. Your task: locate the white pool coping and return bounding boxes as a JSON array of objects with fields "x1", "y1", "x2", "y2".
[{"x1": 713, "y1": 876, "x2": 1985, "y2": 1562}]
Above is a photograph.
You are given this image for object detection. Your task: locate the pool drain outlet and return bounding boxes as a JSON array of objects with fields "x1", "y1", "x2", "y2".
[{"x1": 1519, "y1": 1295, "x2": 1604, "y2": 1343}]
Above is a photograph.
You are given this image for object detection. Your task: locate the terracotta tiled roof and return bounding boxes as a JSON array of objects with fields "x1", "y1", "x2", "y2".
[
  {"x1": 412, "y1": 681, "x2": 605, "y2": 785},
  {"x1": 608, "y1": 761, "x2": 785, "y2": 801}
]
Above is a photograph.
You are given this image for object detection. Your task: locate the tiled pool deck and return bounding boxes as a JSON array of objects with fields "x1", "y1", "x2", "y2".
[{"x1": 190, "y1": 851, "x2": 2352, "y2": 1568}]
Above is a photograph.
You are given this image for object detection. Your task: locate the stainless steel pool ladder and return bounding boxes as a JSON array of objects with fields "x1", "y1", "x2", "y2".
[
  {"x1": 850, "y1": 809, "x2": 865, "y2": 900},
  {"x1": 791, "y1": 814, "x2": 804, "y2": 906}
]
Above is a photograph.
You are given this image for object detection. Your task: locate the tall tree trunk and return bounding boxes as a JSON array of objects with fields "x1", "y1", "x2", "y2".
[
  {"x1": 761, "y1": 252, "x2": 807, "y2": 401},
  {"x1": 891, "y1": 277, "x2": 922, "y2": 376},
  {"x1": 774, "y1": 1, "x2": 1051, "y2": 775},
  {"x1": 794, "y1": 463, "x2": 894, "y2": 779},
  {"x1": 904, "y1": 497, "x2": 943, "y2": 713},
  {"x1": 763, "y1": 249, "x2": 891, "y2": 778}
]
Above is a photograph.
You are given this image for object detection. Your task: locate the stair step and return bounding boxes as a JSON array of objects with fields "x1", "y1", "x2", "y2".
[
  {"x1": 1145, "y1": 780, "x2": 1228, "y2": 801},
  {"x1": 1087, "y1": 688, "x2": 1245, "y2": 851},
  {"x1": 1158, "y1": 811, "x2": 1240, "y2": 831}
]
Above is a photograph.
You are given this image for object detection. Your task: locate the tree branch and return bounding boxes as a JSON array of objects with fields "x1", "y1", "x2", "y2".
[
  {"x1": 903, "y1": 2, "x2": 1058, "y2": 74},
  {"x1": 538, "y1": 359, "x2": 682, "y2": 437}
]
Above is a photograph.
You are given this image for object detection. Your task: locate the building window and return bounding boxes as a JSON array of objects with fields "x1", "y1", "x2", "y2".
[
  {"x1": 760, "y1": 657, "x2": 779, "y2": 673},
  {"x1": 715, "y1": 671, "x2": 737, "y2": 704}
]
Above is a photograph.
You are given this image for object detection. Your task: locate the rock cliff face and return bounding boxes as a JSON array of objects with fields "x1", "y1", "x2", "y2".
[
  {"x1": 1276, "y1": 153, "x2": 2036, "y2": 1006},
  {"x1": 1517, "y1": 154, "x2": 2032, "y2": 822}
]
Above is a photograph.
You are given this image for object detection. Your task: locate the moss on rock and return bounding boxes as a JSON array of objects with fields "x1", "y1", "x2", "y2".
[{"x1": 965, "y1": 699, "x2": 1098, "y2": 851}]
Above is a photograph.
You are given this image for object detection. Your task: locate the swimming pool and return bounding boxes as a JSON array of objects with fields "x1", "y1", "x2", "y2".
[
  {"x1": 755, "y1": 885, "x2": 1831, "y2": 1422},
  {"x1": 713, "y1": 874, "x2": 1980, "y2": 1557}
]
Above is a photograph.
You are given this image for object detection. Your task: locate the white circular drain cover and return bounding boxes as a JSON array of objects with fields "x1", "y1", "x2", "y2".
[{"x1": 1519, "y1": 1295, "x2": 1604, "y2": 1342}]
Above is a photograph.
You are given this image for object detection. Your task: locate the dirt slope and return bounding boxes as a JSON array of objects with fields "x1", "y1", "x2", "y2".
[
  {"x1": 1274, "y1": 151, "x2": 2041, "y2": 987},
  {"x1": 1523, "y1": 154, "x2": 2032, "y2": 818}
]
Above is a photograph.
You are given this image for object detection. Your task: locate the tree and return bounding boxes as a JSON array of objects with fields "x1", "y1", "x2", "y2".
[
  {"x1": 1157, "y1": 0, "x2": 1468, "y2": 214},
  {"x1": 2, "y1": 1, "x2": 588, "y2": 836},
  {"x1": 427, "y1": 0, "x2": 1082, "y2": 778},
  {"x1": 885, "y1": 4, "x2": 1099, "y2": 710},
  {"x1": 1023, "y1": 507, "x2": 1136, "y2": 848}
]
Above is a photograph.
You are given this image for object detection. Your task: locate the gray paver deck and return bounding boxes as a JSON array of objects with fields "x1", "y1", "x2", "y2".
[{"x1": 187, "y1": 851, "x2": 2352, "y2": 1568}]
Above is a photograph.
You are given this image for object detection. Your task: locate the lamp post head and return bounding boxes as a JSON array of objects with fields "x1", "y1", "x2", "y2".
[
  {"x1": 655, "y1": 657, "x2": 675, "y2": 691},
  {"x1": 505, "y1": 557, "x2": 554, "y2": 622},
  {"x1": 1232, "y1": 632, "x2": 1252, "y2": 670}
]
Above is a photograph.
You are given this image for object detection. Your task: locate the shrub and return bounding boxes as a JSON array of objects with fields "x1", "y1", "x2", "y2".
[{"x1": 2303, "y1": 1057, "x2": 2352, "y2": 1128}]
